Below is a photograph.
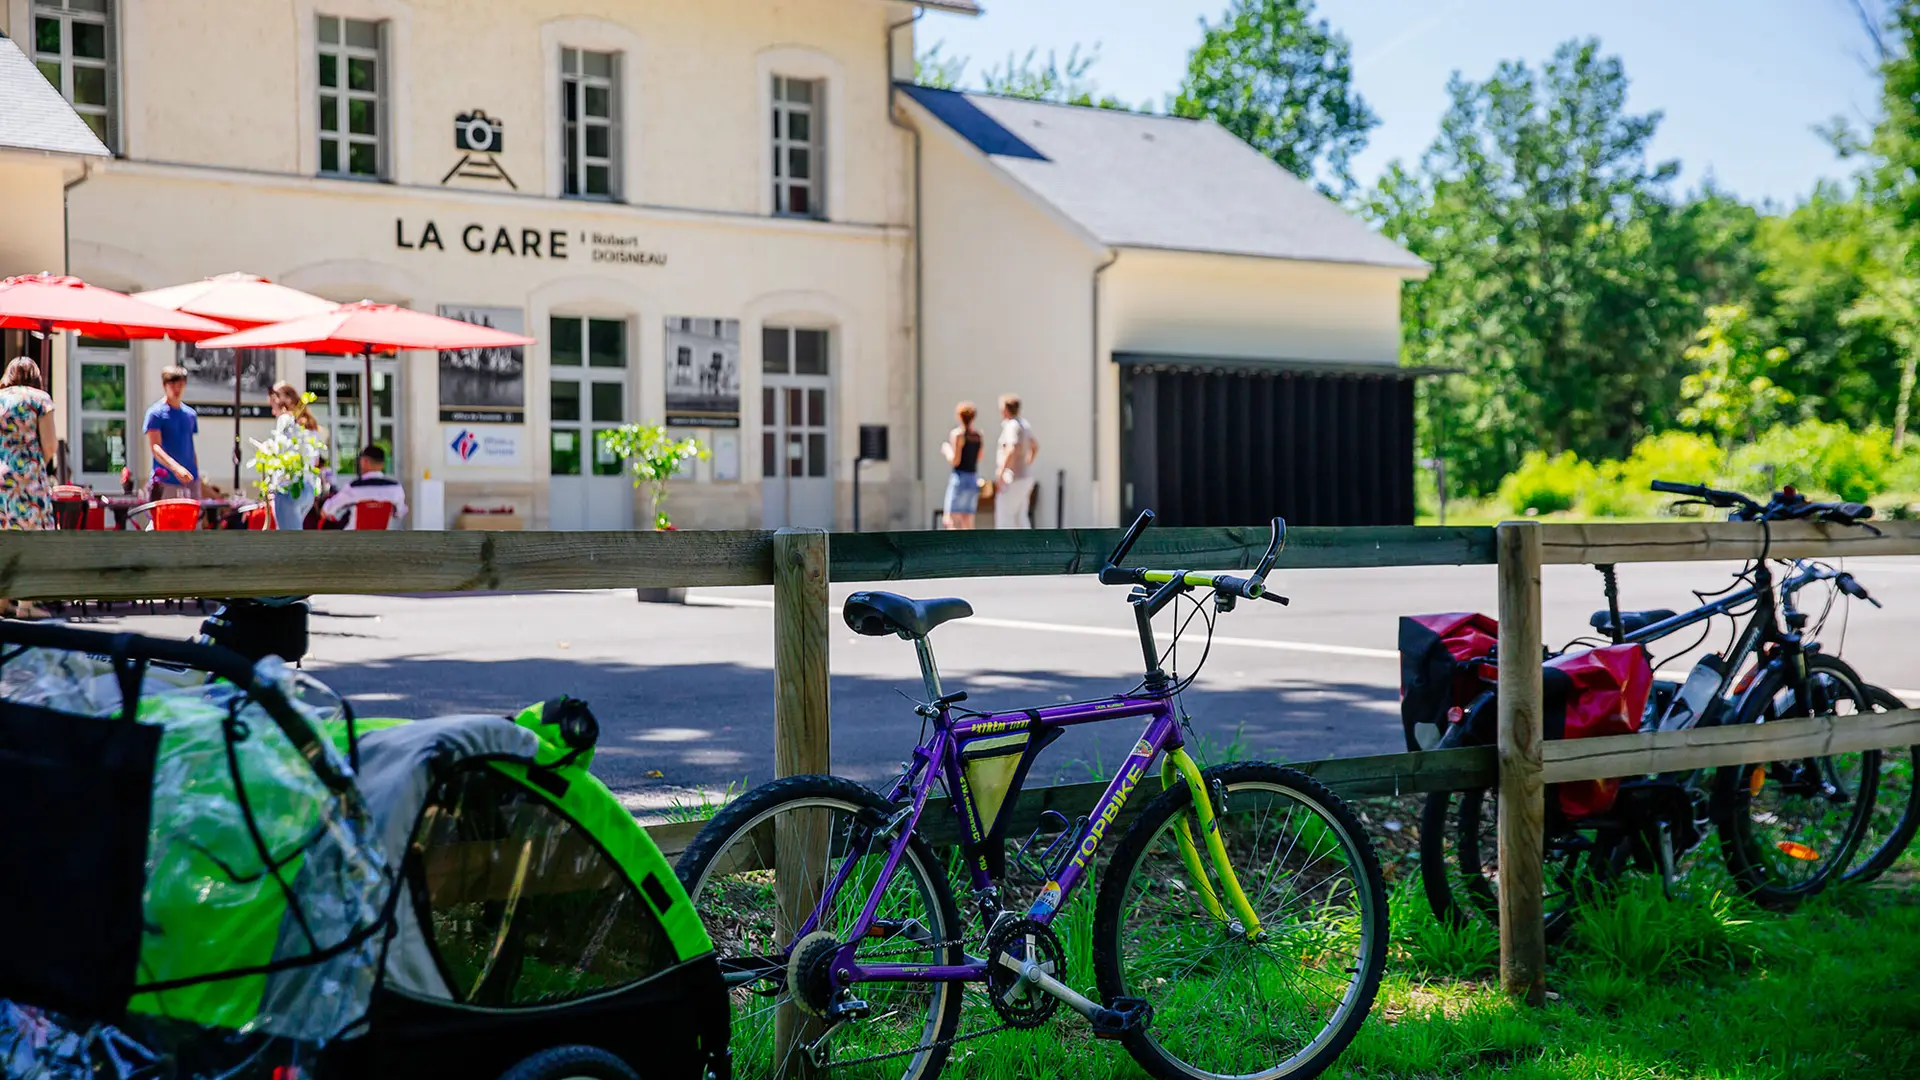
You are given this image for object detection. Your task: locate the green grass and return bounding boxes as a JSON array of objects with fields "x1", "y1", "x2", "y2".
[{"x1": 929, "y1": 856, "x2": 1920, "y2": 1079}]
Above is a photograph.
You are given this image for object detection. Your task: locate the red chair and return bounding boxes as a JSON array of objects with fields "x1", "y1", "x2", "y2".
[
  {"x1": 131, "y1": 499, "x2": 202, "y2": 531},
  {"x1": 237, "y1": 503, "x2": 273, "y2": 530},
  {"x1": 350, "y1": 501, "x2": 394, "y2": 531},
  {"x1": 50, "y1": 495, "x2": 89, "y2": 531},
  {"x1": 84, "y1": 504, "x2": 105, "y2": 530}
]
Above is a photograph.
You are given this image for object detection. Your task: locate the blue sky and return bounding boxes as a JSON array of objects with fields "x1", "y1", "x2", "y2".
[{"x1": 919, "y1": 0, "x2": 1883, "y2": 207}]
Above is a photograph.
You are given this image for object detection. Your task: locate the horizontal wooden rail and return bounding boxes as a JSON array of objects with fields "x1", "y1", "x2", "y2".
[
  {"x1": 1542, "y1": 708, "x2": 1920, "y2": 784},
  {"x1": 648, "y1": 746, "x2": 1497, "y2": 859},
  {"x1": 830, "y1": 524, "x2": 1496, "y2": 581},
  {"x1": 1539, "y1": 520, "x2": 1920, "y2": 565},
  {"x1": 0, "y1": 529, "x2": 780, "y2": 600},
  {"x1": 0, "y1": 524, "x2": 1495, "y2": 601},
  {"x1": 646, "y1": 710, "x2": 1920, "y2": 859}
]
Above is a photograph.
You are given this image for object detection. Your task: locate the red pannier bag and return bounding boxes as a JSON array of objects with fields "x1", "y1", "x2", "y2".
[
  {"x1": 1542, "y1": 644, "x2": 1653, "y2": 817},
  {"x1": 1398, "y1": 612, "x2": 1499, "y2": 749}
]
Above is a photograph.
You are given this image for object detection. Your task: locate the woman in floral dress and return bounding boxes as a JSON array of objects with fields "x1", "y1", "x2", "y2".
[{"x1": 0, "y1": 357, "x2": 56, "y2": 532}]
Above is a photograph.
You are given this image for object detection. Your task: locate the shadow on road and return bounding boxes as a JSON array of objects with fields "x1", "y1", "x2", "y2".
[{"x1": 314, "y1": 656, "x2": 1403, "y2": 797}]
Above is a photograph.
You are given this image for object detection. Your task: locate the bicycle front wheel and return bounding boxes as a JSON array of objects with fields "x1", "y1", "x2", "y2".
[
  {"x1": 675, "y1": 775, "x2": 963, "y2": 1080},
  {"x1": 1718, "y1": 654, "x2": 1879, "y2": 907},
  {"x1": 1093, "y1": 762, "x2": 1387, "y2": 1080}
]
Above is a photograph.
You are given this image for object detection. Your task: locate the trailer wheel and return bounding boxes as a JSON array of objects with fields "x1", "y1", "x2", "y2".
[{"x1": 496, "y1": 1045, "x2": 640, "y2": 1080}]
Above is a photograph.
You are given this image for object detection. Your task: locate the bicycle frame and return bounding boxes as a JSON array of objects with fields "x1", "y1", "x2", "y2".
[
  {"x1": 793, "y1": 690, "x2": 1249, "y2": 987},
  {"x1": 1621, "y1": 558, "x2": 1828, "y2": 721}
]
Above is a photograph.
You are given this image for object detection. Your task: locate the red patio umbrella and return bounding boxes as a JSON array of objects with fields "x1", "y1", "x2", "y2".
[
  {"x1": 198, "y1": 301, "x2": 534, "y2": 459},
  {"x1": 0, "y1": 274, "x2": 234, "y2": 484},
  {"x1": 133, "y1": 273, "x2": 338, "y2": 490}
]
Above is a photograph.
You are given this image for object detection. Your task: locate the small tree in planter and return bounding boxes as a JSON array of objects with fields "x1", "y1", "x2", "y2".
[{"x1": 602, "y1": 423, "x2": 708, "y2": 530}]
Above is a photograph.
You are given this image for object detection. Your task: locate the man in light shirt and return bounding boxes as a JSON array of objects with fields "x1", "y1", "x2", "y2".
[
  {"x1": 322, "y1": 445, "x2": 408, "y2": 528},
  {"x1": 993, "y1": 393, "x2": 1039, "y2": 529}
]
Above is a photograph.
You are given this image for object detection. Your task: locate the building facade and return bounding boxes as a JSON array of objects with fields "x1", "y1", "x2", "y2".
[{"x1": 4, "y1": 0, "x2": 1424, "y2": 531}]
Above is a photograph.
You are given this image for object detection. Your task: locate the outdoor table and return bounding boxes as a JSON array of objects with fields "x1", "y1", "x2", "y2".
[{"x1": 97, "y1": 495, "x2": 141, "y2": 531}]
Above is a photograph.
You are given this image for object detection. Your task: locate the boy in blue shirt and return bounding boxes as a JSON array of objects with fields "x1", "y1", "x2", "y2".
[{"x1": 144, "y1": 366, "x2": 200, "y2": 499}]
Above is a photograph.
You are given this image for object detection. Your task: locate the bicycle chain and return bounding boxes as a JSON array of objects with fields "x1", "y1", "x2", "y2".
[{"x1": 813, "y1": 1019, "x2": 1013, "y2": 1070}]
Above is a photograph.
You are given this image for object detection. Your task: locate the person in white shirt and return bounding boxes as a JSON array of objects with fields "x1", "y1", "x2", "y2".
[
  {"x1": 993, "y1": 393, "x2": 1039, "y2": 529},
  {"x1": 321, "y1": 445, "x2": 408, "y2": 528}
]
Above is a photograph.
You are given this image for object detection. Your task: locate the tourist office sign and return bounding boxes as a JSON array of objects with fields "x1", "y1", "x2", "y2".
[{"x1": 394, "y1": 219, "x2": 667, "y2": 266}]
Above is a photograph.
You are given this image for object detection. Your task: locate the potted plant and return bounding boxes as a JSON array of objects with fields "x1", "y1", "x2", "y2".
[{"x1": 601, "y1": 423, "x2": 708, "y2": 602}]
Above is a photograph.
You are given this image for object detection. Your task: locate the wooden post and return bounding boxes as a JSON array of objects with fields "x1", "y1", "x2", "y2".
[
  {"x1": 773, "y1": 527, "x2": 831, "y2": 778},
  {"x1": 772, "y1": 527, "x2": 830, "y2": 1078},
  {"x1": 1495, "y1": 521, "x2": 1547, "y2": 1005}
]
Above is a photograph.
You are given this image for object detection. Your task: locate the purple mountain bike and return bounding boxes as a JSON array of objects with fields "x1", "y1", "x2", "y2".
[{"x1": 677, "y1": 512, "x2": 1388, "y2": 1080}]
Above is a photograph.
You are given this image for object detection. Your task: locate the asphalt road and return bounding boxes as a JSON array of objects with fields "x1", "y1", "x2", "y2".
[{"x1": 74, "y1": 555, "x2": 1920, "y2": 810}]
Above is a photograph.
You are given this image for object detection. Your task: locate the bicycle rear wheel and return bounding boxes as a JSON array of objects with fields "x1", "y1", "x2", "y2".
[
  {"x1": 1418, "y1": 786, "x2": 1618, "y2": 944},
  {"x1": 1092, "y1": 762, "x2": 1386, "y2": 1080},
  {"x1": 1842, "y1": 686, "x2": 1918, "y2": 883},
  {"x1": 675, "y1": 775, "x2": 963, "y2": 1080},
  {"x1": 1718, "y1": 654, "x2": 1879, "y2": 907}
]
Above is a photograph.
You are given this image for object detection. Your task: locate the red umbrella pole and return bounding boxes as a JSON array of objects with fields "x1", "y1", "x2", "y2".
[
  {"x1": 234, "y1": 350, "x2": 243, "y2": 493},
  {"x1": 361, "y1": 343, "x2": 374, "y2": 457}
]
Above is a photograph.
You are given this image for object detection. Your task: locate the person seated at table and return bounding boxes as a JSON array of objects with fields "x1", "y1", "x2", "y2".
[{"x1": 321, "y1": 445, "x2": 407, "y2": 528}]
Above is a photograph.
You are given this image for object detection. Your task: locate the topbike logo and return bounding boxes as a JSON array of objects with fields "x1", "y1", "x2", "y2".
[{"x1": 450, "y1": 429, "x2": 480, "y2": 461}]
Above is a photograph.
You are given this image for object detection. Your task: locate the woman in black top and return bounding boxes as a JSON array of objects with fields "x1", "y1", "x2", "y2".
[{"x1": 939, "y1": 400, "x2": 983, "y2": 529}]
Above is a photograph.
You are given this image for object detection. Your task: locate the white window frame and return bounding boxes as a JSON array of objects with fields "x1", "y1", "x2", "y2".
[
  {"x1": 30, "y1": 0, "x2": 117, "y2": 151},
  {"x1": 560, "y1": 47, "x2": 620, "y2": 199},
  {"x1": 770, "y1": 75, "x2": 823, "y2": 218},
  {"x1": 316, "y1": 14, "x2": 385, "y2": 179},
  {"x1": 70, "y1": 338, "x2": 131, "y2": 487}
]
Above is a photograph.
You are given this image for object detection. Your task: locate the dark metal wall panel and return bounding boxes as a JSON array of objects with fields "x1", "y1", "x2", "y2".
[{"x1": 1120, "y1": 364, "x2": 1415, "y2": 527}]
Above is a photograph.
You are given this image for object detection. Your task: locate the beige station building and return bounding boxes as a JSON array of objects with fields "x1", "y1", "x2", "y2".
[{"x1": 1, "y1": 0, "x2": 1424, "y2": 531}]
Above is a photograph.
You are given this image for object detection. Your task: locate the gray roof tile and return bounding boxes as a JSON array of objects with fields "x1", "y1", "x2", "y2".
[
  {"x1": 903, "y1": 85, "x2": 1423, "y2": 271},
  {"x1": 0, "y1": 35, "x2": 111, "y2": 158}
]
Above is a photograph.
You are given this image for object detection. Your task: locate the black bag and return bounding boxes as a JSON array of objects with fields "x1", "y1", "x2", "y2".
[
  {"x1": 0, "y1": 696, "x2": 159, "y2": 1018},
  {"x1": 1398, "y1": 612, "x2": 1499, "y2": 751}
]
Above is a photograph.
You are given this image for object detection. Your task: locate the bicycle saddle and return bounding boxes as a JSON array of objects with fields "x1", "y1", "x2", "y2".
[
  {"x1": 844, "y1": 591, "x2": 973, "y2": 639},
  {"x1": 1589, "y1": 608, "x2": 1676, "y2": 635}
]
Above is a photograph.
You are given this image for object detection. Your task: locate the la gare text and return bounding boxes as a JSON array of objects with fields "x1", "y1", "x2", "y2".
[{"x1": 394, "y1": 219, "x2": 669, "y2": 265}]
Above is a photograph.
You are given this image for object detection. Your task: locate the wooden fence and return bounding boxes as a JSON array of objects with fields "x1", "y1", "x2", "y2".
[{"x1": 6, "y1": 518, "x2": 1919, "y2": 1005}]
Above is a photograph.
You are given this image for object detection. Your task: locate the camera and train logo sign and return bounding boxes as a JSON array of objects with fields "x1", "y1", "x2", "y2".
[
  {"x1": 404, "y1": 109, "x2": 668, "y2": 266},
  {"x1": 443, "y1": 109, "x2": 514, "y2": 188}
]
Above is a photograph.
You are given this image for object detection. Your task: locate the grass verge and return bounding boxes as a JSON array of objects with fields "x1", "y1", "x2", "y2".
[{"x1": 934, "y1": 856, "x2": 1920, "y2": 1079}]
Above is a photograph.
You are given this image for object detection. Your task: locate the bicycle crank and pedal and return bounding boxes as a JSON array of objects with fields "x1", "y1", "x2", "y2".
[{"x1": 986, "y1": 918, "x2": 1152, "y2": 1040}]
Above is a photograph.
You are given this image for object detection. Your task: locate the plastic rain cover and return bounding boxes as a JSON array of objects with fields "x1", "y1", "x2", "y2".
[{"x1": 0, "y1": 647, "x2": 390, "y2": 1043}]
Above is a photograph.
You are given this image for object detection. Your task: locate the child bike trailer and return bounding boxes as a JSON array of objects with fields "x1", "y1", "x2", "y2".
[
  {"x1": 328, "y1": 698, "x2": 730, "y2": 1080},
  {"x1": 0, "y1": 622, "x2": 728, "y2": 1080}
]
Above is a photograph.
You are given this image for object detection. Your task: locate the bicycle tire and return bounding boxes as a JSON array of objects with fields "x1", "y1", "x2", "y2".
[
  {"x1": 1842, "y1": 686, "x2": 1919, "y2": 883},
  {"x1": 1717, "y1": 653, "x2": 1880, "y2": 908},
  {"x1": 675, "y1": 774, "x2": 963, "y2": 1080},
  {"x1": 1092, "y1": 762, "x2": 1387, "y2": 1080}
]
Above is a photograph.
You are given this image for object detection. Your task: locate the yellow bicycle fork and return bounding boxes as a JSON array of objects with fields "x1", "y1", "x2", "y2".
[{"x1": 1161, "y1": 746, "x2": 1263, "y2": 939}]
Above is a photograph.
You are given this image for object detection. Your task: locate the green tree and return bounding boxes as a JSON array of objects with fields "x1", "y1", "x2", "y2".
[
  {"x1": 919, "y1": 42, "x2": 1136, "y2": 109},
  {"x1": 915, "y1": 41, "x2": 967, "y2": 90},
  {"x1": 1172, "y1": 0, "x2": 1377, "y2": 195},
  {"x1": 1846, "y1": 0, "x2": 1920, "y2": 444},
  {"x1": 1368, "y1": 39, "x2": 1716, "y2": 494},
  {"x1": 1677, "y1": 305, "x2": 1796, "y2": 449},
  {"x1": 1749, "y1": 182, "x2": 1902, "y2": 428}
]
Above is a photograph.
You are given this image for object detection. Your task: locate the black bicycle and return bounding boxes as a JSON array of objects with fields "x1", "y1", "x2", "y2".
[{"x1": 1422, "y1": 481, "x2": 1890, "y2": 937}]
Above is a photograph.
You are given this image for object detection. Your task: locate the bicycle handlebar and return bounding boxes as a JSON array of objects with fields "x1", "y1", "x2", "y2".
[
  {"x1": 1651, "y1": 479, "x2": 1876, "y2": 526},
  {"x1": 1099, "y1": 512, "x2": 1290, "y2": 604}
]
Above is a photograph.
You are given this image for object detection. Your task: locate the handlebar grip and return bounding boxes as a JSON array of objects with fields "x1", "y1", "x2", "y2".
[
  {"x1": 1254, "y1": 516, "x2": 1287, "y2": 578},
  {"x1": 1098, "y1": 565, "x2": 1147, "y2": 587},
  {"x1": 1104, "y1": 510, "x2": 1155, "y2": 571},
  {"x1": 1650, "y1": 479, "x2": 1707, "y2": 497}
]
